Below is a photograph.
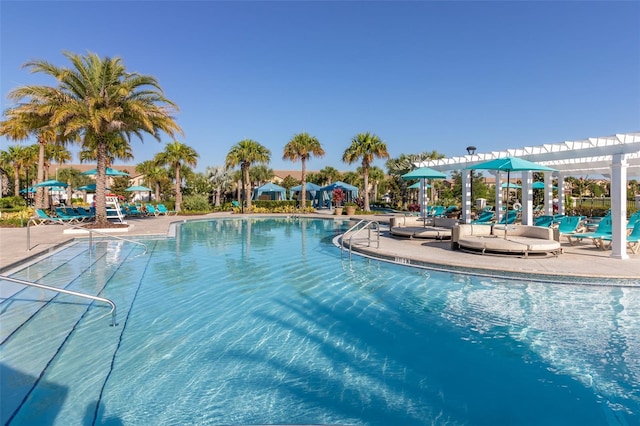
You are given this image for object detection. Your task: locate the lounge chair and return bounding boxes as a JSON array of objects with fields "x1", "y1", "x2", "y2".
[
  {"x1": 626, "y1": 211, "x2": 640, "y2": 230},
  {"x1": 471, "y1": 210, "x2": 495, "y2": 224},
  {"x1": 534, "y1": 215, "x2": 554, "y2": 227},
  {"x1": 556, "y1": 216, "x2": 585, "y2": 242},
  {"x1": 497, "y1": 210, "x2": 519, "y2": 225},
  {"x1": 145, "y1": 204, "x2": 161, "y2": 216},
  {"x1": 599, "y1": 220, "x2": 640, "y2": 254},
  {"x1": 74, "y1": 207, "x2": 95, "y2": 220},
  {"x1": 54, "y1": 207, "x2": 83, "y2": 223},
  {"x1": 567, "y1": 217, "x2": 612, "y2": 247},
  {"x1": 33, "y1": 209, "x2": 75, "y2": 225},
  {"x1": 124, "y1": 204, "x2": 143, "y2": 216},
  {"x1": 157, "y1": 204, "x2": 177, "y2": 216},
  {"x1": 428, "y1": 206, "x2": 446, "y2": 217}
]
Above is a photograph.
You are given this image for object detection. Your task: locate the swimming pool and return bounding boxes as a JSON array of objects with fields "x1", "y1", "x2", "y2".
[{"x1": 1, "y1": 217, "x2": 639, "y2": 425}]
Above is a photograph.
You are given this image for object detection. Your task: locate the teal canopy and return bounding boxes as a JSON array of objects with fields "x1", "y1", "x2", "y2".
[
  {"x1": 81, "y1": 167, "x2": 129, "y2": 176},
  {"x1": 252, "y1": 182, "x2": 287, "y2": 200}
]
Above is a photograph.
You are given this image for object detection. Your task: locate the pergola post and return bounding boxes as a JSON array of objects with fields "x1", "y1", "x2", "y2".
[
  {"x1": 544, "y1": 173, "x2": 554, "y2": 215},
  {"x1": 462, "y1": 171, "x2": 472, "y2": 223},
  {"x1": 494, "y1": 172, "x2": 504, "y2": 222},
  {"x1": 521, "y1": 172, "x2": 533, "y2": 225},
  {"x1": 557, "y1": 172, "x2": 567, "y2": 216},
  {"x1": 610, "y1": 154, "x2": 629, "y2": 259}
]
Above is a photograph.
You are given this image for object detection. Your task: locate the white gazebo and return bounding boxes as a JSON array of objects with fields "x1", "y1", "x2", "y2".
[{"x1": 419, "y1": 132, "x2": 640, "y2": 260}]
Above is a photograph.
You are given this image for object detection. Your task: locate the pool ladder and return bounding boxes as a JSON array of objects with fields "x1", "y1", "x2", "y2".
[
  {"x1": 0, "y1": 275, "x2": 117, "y2": 327},
  {"x1": 341, "y1": 219, "x2": 381, "y2": 261}
]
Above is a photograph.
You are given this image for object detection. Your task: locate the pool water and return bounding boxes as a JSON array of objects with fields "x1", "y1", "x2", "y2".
[{"x1": 1, "y1": 217, "x2": 639, "y2": 425}]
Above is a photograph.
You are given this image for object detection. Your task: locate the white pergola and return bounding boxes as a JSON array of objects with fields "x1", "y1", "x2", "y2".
[{"x1": 419, "y1": 132, "x2": 640, "y2": 260}]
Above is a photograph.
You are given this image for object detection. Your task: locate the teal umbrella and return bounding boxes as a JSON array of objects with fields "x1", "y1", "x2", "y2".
[
  {"x1": 125, "y1": 185, "x2": 152, "y2": 192},
  {"x1": 470, "y1": 157, "x2": 555, "y2": 198},
  {"x1": 408, "y1": 182, "x2": 431, "y2": 189},
  {"x1": 401, "y1": 167, "x2": 447, "y2": 180},
  {"x1": 471, "y1": 157, "x2": 556, "y2": 236},
  {"x1": 81, "y1": 167, "x2": 129, "y2": 176},
  {"x1": 19, "y1": 186, "x2": 37, "y2": 194},
  {"x1": 501, "y1": 182, "x2": 521, "y2": 189},
  {"x1": 532, "y1": 182, "x2": 557, "y2": 190},
  {"x1": 77, "y1": 184, "x2": 110, "y2": 192},
  {"x1": 34, "y1": 179, "x2": 68, "y2": 188}
]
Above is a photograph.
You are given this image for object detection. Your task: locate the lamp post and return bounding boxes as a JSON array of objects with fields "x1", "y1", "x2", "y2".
[{"x1": 466, "y1": 146, "x2": 476, "y2": 210}]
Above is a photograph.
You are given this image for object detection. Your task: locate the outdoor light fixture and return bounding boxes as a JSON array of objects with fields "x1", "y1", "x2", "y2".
[{"x1": 466, "y1": 146, "x2": 477, "y2": 212}]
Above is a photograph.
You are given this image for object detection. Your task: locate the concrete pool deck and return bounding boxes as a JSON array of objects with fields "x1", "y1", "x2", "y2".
[{"x1": 1, "y1": 212, "x2": 638, "y2": 283}]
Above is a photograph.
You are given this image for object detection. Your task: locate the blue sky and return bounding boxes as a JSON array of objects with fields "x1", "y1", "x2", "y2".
[{"x1": 1, "y1": 1, "x2": 639, "y2": 173}]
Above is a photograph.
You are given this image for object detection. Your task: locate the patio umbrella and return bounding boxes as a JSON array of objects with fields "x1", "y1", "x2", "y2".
[
  {"x1": 408, "y1": 182, "x2": 431, "y2": 189},
  {"x1": 34, "y1": 179, "x2": 68, "y2": 188},
  {"x1": 470, "y1": 157, "x2": 556, "y2": 236},
  {"x1": 125, "y1": 185, "x2": 152, "y2": 202},
  {"x1": 532, "y1": 181, "x2": 557, "y2": 190},
  {"x1": 125, "y1": 185, "x2": 152, "y2": 192},
  {"x1": 19, "y1": 186, "x2": 37, "y2": 194},
  {"x1": 81, "y1": 167, "x2": 129, "y2": 176},
  {"x1": 402, "y1": 167, "x2": 447, "y2": 221},
  {"x1": 501, "y1": 182, "x2": 522, "y2": 189},
  {"x1": 77, "y1": 184, "x2": 110, "y2": 192}
]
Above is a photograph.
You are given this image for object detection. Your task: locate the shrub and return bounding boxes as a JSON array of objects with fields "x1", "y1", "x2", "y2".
[
  {"x1": 0, "y1": 196, "x2": 27, "y2": 209},
  {"x1": 181, "y1": 194, "x2": 211, "y2": 212}
]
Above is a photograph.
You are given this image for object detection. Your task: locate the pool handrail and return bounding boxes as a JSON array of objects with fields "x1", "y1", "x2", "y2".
[
  {"x1": 27, "y1": 217, "x2": 148, "y2": 256},
  {"x1": 0, "y1": 274, "x2": 117, "y2": 327},
  {"x1": 341, "y1": 219, "x2": 381, "y2": 261}
]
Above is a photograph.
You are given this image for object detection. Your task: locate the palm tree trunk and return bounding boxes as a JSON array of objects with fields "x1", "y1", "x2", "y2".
[
  {"x1": 94, "y1": 139, "x2": 108, "y2": 225},
  {"x1": 300, "y1": 158, "x2": 307, "y2": 209},
  {"x1": 363, "y1": 168, "x2": 370, "y2": 211},
  {"x1": 244, "y1": 166, "x2": 252, "y2": 209},
  {"x1": 155, "y1": 182, "x2": 160, "y2": 202},
  {"x1": 13, "y1": 168, "x2": 20, "y2": 198},
  {"x1": 36, "y1": 138, "x2": 45, "y2": 209},
  {"x1": 175, "y1": 164, "x2": 182, "y2": 211}
]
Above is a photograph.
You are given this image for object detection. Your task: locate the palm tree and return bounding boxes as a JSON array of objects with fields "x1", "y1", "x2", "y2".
[
  {"x1": 136, "y1": 160, "x2": 167, "y2": 202},
  {"x1": 45, "y1": 144, "x2": 72, "y2": 180},
  {"x1": 317, "y1": 166, "x2": 341, "y2": 186},
  {"x1": 154, "y1": 141, "x2": 199, "y2": 212},
  {"x1": 206, "y1": 165, "x2": 232, "y2": 207},
  {"x1": 5, "y1": 51, "x2": 182, "y2": 225},
  {"x1": 225, "y1": 139, "x2": 271, "y2": 210},
  {"x1": 79, "y1": 133, "x2": 134, "y2": 166},
  {"x1": 283, "y1": 132, "x2": 325, "y2": 209},
  {"x1": 0, "y1": 106, "x2": 76, "y2": 208},
  {"x1": 342, "y1": 132, "x2": 389, "y2": 212},
  {"x1": 0, "y1": 145, "x2": 34, "y2": 196}
]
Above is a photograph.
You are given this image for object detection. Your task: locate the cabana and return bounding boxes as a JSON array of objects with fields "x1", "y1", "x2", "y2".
[
  {"x1": 252, "y1": 182, "x2": 287, "y2": 201},
  {"x1": 318, "y1": 181, "x2": 359, "y2": 208},
  {"x1": 290, "y1": 182, "x2": 322, "y2": 206}
]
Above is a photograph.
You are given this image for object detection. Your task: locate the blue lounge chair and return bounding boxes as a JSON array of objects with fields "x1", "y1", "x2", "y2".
[
  {"x1": 599, "y1": 220, "x2": 640, "y2": 254},
  {"x1": 54, "y1": 207, "x2": 83, "y2": 223},
  {"x1": 626, "y1": 211, "x2": 640, "y2": 230},
  {"x1": 567, "y1": 217, "x2": 612, "y2": 247},
  {"x1": 497, "y1": 210, "x2": 519, "y2": 225},
  {"x1": 534, "y1": 215, "x2": 554, "y2": 227},
  {"x1": 157, "y1": 204, "x2": 177, "y2": 216},
  {"x1": 471, "y1": 210, "x2": 495, "y2": 224},
  {"x1": 33, "y1": 209, "x2": 75, "y2": 225},
  {"x1": 74, "y1": 207, "x2": 95, "y2": 220},
  {"x1": 556, "y1": 216, "x2": 584, "y2": 242},
  {"x1": 146, "y1": 204, "x2": 161, "y2": 216}
]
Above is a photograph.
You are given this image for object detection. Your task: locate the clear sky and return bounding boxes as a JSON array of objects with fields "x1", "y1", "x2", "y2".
[{"x1": 1, "y1": 1, "x2": 639, "y2": 174}]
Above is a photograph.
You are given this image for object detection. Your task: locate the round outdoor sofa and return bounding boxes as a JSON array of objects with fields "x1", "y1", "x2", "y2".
[
  {"x1": 389, "y1": 216, "x2": 457, "y2": 240},
  {"x1": 451, "y1": 224, "x2": 562, "y2": 258}
]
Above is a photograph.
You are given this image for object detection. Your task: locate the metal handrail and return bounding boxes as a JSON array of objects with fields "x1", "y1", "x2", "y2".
[
  {"x1": 0, "y1": 275, "x2": 117, "y2": 327},
  {"x1": 27, "y1": 218, "x2": 147, "y2": 256},
  {"x1": 341, "y1": 219, "x2": 380, "y2": 260}
]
